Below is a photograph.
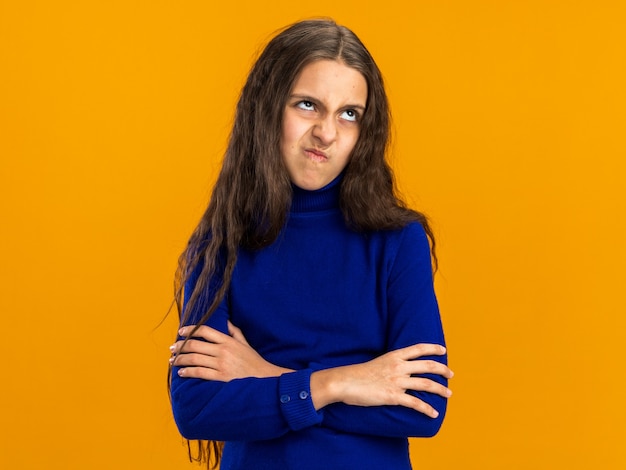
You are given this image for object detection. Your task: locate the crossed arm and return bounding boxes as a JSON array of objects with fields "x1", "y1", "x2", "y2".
[
  {"x1": 170, "y1": 321, "x2": 453, "y2": 420},
  {"x1": 170, "y1": 224, "x2": 453, "y2": 440}
]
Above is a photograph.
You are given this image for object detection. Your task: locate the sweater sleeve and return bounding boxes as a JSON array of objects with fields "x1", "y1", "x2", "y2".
[
  {"x1": 319, "y1": 223, "x2": 449, "y2": 438},
  {"x1": 170, "y1": 264, "x2": 323, "y2": 441}
]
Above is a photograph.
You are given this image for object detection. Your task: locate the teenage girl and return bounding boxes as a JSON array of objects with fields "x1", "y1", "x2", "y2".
[{"x1": 169, "y1": 19, "x2": 453, "y2": 470}]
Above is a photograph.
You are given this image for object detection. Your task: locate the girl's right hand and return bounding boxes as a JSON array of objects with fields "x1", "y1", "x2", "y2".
[{"x1": 310, "y1": 343, "x2": 453, "y2": 418}]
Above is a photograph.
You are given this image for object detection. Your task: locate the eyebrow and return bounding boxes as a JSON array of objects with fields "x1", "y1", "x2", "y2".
[{"x1": 289, "y1": 94, "x2": 367, "y2": 112}]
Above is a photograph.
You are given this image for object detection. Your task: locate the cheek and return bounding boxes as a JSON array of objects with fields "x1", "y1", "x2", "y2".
[
  {"x1": 343, "y1": 131, "x2": 360, "y2": 157},
  {"x1": 281, "y1": 113, "x2": 306, "y2": 147},
  {"x1": 280, "y1": 124, "x2": 293, "y2": 158}
]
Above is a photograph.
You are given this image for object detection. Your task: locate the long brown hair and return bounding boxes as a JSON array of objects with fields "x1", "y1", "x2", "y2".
[{"x1": 171, "y1": 18, "x2": 436, "y2": 468}]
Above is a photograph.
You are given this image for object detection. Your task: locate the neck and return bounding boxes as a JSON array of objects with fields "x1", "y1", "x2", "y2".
[{"x1": 290, "y1": 175, "x2": 342, "y2": 213}]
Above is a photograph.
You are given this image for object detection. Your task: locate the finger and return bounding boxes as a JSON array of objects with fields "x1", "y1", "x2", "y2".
[
  {"x1": 171, "y1": 339, "x2": 221, "y2": 356},
  {"x1": 400, "y1": 377, "x2": 452, "y2": 398},
  {"x1": 227, "y1": 321, "x2": 250, "y2": 346},
  {"x1": 395, "y1": 343, "x2": 447, "y2": 360},
  {"x1": 404, "y1": 359, "x2": 454, "y2": 379},
  {"x1": 397, "y1": 393, "x2": 441, "y2": 419},
  {"x1": 177, "y1": 366, "x2": 225, "y2": 382},
  {"x1": 178, "y1": 325, "x2": 229, "y2": 343},
  {"x1": 171, "y1": 352, "x2": 219, "y2": 369}
]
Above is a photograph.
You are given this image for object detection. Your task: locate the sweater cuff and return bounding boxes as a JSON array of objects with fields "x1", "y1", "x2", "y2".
[{"x1": 278, "y1": 369, "x2": 322, "y2": 431}]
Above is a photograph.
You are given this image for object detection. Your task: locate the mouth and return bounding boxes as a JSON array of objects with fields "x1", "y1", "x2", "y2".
[{"x1": 304, "y1": 148, "x2": 328, "y2": 162}]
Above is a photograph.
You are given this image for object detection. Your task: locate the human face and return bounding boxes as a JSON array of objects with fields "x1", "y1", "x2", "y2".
[{"x1": 281, "y1": 60, "x2": 368, "y2": 191}]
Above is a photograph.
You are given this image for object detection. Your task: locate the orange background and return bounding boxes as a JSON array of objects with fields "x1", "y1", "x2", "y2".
[{"x1": 1, "y1": 1, "x2": 625, "y2": 469}]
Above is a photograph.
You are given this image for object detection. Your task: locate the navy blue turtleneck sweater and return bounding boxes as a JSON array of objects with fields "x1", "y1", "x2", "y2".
[{"x1": 171, "y1": 176, "x2": 448, "y2": 469}]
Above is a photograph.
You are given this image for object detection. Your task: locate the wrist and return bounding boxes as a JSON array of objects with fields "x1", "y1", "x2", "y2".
[
  {"x1": 310, "y1": 368, "x2": 343, "y2": 410},
  {"x1": 259, "y1": 364, "x2": 294, "y2": 378},
  {"x1": 276, "y1": 366, "x2": 295, "y2": 375}
]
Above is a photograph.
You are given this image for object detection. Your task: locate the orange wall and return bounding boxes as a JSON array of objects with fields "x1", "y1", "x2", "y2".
[{"x1": 1, "y1": 1, "x2": 625, "y2": 469}]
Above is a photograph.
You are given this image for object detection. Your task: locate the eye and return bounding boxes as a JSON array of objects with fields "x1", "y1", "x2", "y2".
[
  {"x1": 340, "y1": 109, "x2": 359, "y2": 122},
  {"x1": 297, "y1": 100, "x2": 315, "y2": 111}
]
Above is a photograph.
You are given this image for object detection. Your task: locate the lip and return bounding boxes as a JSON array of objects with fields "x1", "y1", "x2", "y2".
[{"x1": 304, "y1": 148, "x2": 328, "y2": 162}]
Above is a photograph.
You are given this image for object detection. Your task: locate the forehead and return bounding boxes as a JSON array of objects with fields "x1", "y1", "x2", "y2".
[{"x1": 291, "y1": 60, "x2": 368, "y2": 106}]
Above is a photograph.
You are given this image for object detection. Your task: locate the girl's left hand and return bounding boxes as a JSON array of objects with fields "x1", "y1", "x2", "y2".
[{"x1": 170, "y1": 322, "x2": 292, "y2": 381}]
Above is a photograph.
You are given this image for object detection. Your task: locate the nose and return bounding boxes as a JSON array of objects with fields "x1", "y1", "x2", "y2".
[{"x1": 311, "y1": 115, "x2": 337, "y2": 146}]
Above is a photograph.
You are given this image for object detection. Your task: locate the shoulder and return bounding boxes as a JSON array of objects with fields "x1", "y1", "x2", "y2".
[
  {"x1": 398, "y1": 221, "x2": 429, "y2": 243},
  {"x1": 379, "y1": 221, "x2": 431, "y2": 258},
  {"x1": 380, "y1": 222, "x2": 433, "y2": 280}
]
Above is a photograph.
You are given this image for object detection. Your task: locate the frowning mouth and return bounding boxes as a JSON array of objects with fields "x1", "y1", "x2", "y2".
[{"x1": 304, "y1": 148, "x2": 328, "y2": 162}]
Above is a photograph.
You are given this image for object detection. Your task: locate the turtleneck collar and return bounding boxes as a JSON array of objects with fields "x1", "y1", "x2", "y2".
[{"x1": 290, "y1": 173, "x2": 342, "y2": 213}]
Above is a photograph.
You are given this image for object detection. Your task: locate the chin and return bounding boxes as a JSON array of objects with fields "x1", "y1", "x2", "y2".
[{"x1": 294, "y1": 180, "x2": 324, "y2": 191}]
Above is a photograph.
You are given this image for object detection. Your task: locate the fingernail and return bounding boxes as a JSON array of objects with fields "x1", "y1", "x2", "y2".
[
  {"x1": 432, "y1": 410, "x2": 439, "y2": 418},
  {"x1": 178, "y1": 328, "x2": 185, "y2": 336},
  {"x1": 168, "y1": 356, "x2": 174, "y2": 364},
  {"x1": 177, "y1": 368, "x2": 185, "y2": 376},
  {"x1": 169, "y1": 344, "x2": 175, "y2": 353}
]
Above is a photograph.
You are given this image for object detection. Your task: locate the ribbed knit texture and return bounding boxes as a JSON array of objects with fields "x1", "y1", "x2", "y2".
[{"x1": 171, "y1": 175, "x2": 448, "y2": 469}]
